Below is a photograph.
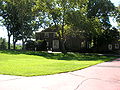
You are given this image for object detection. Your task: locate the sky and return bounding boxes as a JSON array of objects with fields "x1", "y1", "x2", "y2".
[
  {"x1": 0, "y1": 0, "x2": 120, "y2": 42},
  {"x1": 110, "y1": 0, "x2": 120, "y2": 6}
]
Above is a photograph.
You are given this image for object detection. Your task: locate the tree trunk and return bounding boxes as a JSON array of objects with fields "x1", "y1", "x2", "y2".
[
  {"x1": 13, "y1": 38, "x2": 16, "y2": 50},
  {"x1": 13, "y1": 32, "x2": 16, "y2": 50},
  {"x1": 61, "y1": 23, "x2": 67, "y2": 54},
  {"x1": 61, "y1": 40, "x2": 67, "y2": 54},
  {"x1": 13, "y1": 42, "x2": 16, "y2": 50},
  {"x1": 8, "y1": 32, "x2": 11, "y2": 50},
  {"x1": 22, "y1": 38, "x2": 25, "y2": 50}
]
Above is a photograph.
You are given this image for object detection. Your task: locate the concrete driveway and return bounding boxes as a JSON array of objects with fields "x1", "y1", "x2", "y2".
[{"x1": 0, "y1": 58, "x2": 120, "y2": 90}]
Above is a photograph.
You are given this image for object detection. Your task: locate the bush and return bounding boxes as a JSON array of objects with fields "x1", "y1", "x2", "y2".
[
  {"x1": 36, "y1": 40, "x2": 47, "y2": 51},
  {"x1": 25, "y1": 40, "x2": 36, "y2": 51},
  {"x1": 0, "y1": 38, "x2": 7, "y2": 50}
]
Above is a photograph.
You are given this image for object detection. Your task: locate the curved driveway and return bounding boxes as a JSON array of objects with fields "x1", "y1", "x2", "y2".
[{"x1": 0, "y1": 58, "x2": 120, "y2": 90}]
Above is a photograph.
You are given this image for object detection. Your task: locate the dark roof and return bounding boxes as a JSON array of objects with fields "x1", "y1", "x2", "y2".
[{"x1": 41, "y1": 26, "x2": 61, "y2": 32}]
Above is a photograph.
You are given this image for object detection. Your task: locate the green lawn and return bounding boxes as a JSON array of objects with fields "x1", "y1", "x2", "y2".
[{"x1": 0, "y1": 50, "x2": 116, "y2": 77}]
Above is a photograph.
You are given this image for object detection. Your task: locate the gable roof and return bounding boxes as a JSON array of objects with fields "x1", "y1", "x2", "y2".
[
  {"x1": 41, "y1": 25, "x2": 60, "y2": 32},
  {"x1": 37, "y1": 25, "x2": 61, "y2": 33},
  {"x1": 41, "y1": 27, "x2": 58, "y2": 32}
]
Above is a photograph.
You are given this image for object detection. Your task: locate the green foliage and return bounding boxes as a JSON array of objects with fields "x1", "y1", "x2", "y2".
[
  {"x1": 36, "y1": 40, "x2": 44, "y2": 44},
  {"x1": 116, "y1": 5, "x2": 120, "y2": 26},
  {"x1": 35, "y1": 40, "x2": 43, "y2": 51},
  {"x1": 0, "y1": 50, "x2": 116, "y2": 76},
  {"x1": 0, "y1": 37, "x2": 7, "y2": 50},
  {"x1": 87, "y1": 0, "x2": 115, "y2": 28},
  {"x1": 36, "y1": 40, "x2": 47, "y2": 51},
  {"x1": 25, "y1": 40, "x2": 36, "y2": 51},
  {"x1": 15, "y1": 44, "x2": 22, "y2": 50},
  {"x1": 86, "y1": 0, "x2": 118, "y2": 50},
  {"x1": 66, "y1": 11, "x2": 102, "y2": 38},
  {"x1": 93, "y1": 27, "x2": 119, "y2": 49},
  {"x1": 0, "y1": 0, "x2": 39, "y2": 50},
  {"x1": 0, "y1": 0, "x2": 118, "y2": 52}
]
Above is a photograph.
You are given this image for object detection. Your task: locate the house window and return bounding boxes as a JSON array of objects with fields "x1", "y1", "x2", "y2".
[
  {"x1": 81, "y1": 41, "x2": 85, "y2": 48},
  {"x1": 46, "y1": 42, "x2": 49, "y2": 47},
  {"x1": 108, "y1": 44, "x2": 112, "y2": 50},
  {"x1": 115, "y1": 44, "x2": 119, "y2": 49},
  {"x1": 44, "y1": 33, "x2": 49, "y2": 38},
  {"x1": 53, "y1": 40, "x2": 59, "y2": 49}
]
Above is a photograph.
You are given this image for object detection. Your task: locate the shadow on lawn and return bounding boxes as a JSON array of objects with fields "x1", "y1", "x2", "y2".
[{"x1": 0, "y1": 50, "x2": 116, "y2": 61}]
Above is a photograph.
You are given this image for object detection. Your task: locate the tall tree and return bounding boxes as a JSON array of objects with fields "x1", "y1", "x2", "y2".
[
  {"x1": 12, "y1": 0, "x2": 38, "y2": 50},
  {"x1": 34, "y1": 0, "x2": 88, "y2": 53},
  {"x1": 87, "y1": 0, "x2": 115, "y2": 28},
  {"x1": 66, "y1": 10, "x2": 103, "y2": 48},
  {"x1": 0, "y1": 0, "x2": 39, "y2": 50},
  {"x1": 0, "y1": 0, "x2": 13, "y2": 49},
  {"x1": 87, "y1": 0, "x2": 116, "y2": 49}
]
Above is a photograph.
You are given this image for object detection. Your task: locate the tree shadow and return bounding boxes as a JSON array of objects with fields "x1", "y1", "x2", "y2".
[
  {"x1": 0, "y1": 50, "x2": 116, "y2": 61},
  {"x1": 42, "y1": 53, "x2": 115, "y2": 61}
]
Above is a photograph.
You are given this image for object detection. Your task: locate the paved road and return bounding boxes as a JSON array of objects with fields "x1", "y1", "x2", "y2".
[{"x1": 0, "y1": 58, "x2": 120, "y2": 90}]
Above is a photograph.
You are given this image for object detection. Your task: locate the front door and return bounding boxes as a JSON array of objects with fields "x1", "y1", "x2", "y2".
[{"x1": 53, "y1": 40, "x2": 59, "y2": 50}]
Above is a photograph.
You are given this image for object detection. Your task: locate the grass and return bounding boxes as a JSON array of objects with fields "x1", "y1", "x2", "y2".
[{"x1": 0, "y1": 50, "x2": 117, "y2": 77}]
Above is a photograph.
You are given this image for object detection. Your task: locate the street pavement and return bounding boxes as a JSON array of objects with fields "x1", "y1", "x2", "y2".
[{"x1": 0, "y1": 58, "x2": 120, "y2": 90}]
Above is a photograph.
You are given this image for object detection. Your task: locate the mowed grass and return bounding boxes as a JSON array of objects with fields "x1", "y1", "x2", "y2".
[{"x1": 0, "y1": 50, "x2": 116, "y2": 77}]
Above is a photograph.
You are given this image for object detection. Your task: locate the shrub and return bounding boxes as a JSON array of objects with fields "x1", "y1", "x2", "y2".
[
  {"x1": 36, "y1": 40, "x2": 47, "y2": 51},
  {"x1": 0, "y1": 38, "x2": 7, "y2": 50},
  {"x1": 25, "y1": 40, "x2": 36, "y2": 51}
]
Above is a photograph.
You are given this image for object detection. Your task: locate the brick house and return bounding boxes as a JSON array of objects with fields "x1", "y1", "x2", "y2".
[
  {"x1": 36, "y1": 27, "x2": 60, "y2": 51},
  {"x1": 35, "y1": 26, "x2": 120, "y2": 52},
  {"x1": 93, "y1": 38, "x2": 120, "y2": 52},
  {"x1": 107, "y1": 41, "x2": 120, "y2": 51},
  {"x1": 35, "y1": 27, "x2": 91, "y2": 51},
  {"x1": 108, "y1": 30, "x2": 120, "y2": 51},
  {"x1": 102, "y1": 28, "x2": 120, "y2": 52}
]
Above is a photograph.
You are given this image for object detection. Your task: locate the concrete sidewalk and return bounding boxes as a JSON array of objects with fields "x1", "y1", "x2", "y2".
[{"x1": 0, "y1": 58, "x2": 120, "y2": 90}]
